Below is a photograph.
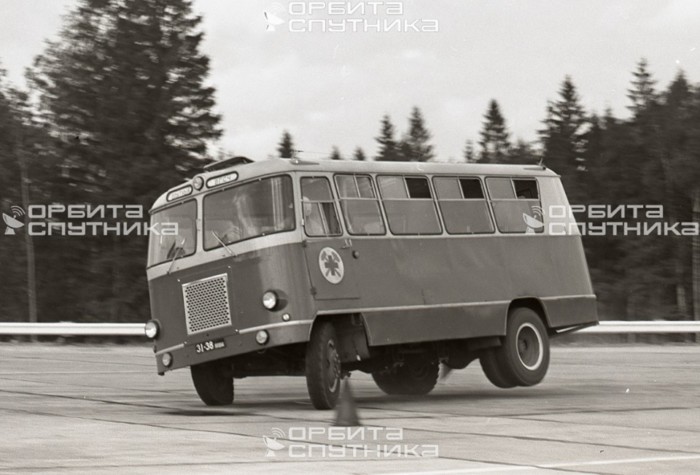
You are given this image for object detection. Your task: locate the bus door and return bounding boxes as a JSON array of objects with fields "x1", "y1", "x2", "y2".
[{"x1": 300, "y1": 176, "x2": 359, "y2": 301}]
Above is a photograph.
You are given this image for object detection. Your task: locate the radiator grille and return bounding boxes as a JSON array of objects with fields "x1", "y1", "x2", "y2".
[{"x1": 182, "y1": 274, "x2": 232, "y2": 335}]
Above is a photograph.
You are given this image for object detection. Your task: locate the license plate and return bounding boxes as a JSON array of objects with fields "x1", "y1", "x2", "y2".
[{"x1": 194, "y1": 339, "x2": 226, "y2": 354}]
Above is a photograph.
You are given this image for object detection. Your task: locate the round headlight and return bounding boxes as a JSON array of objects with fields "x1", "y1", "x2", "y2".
[
  {"x1": 161, "y1": 352, "x2": 173, "y2": 367},
  {"x1": 144, "y1": 320, "x2": 160, "y2": 339},
  {"x1": 262, "y1": 291, "x2": 278, "y2": 310},
  {"x1": 193, "y1": 176, "x2": 204, "y2": 190},
  {"x1": 255, "y1": 330, "x2": 269, "y2": 345}
]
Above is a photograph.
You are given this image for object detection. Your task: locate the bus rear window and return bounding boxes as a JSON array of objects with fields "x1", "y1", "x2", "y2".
[
  {"x1": 203, "y1": 176, "x2": 294, "y2": 249},
  {"x1": 487, "y1": 178, "x2": 543, "y2": 233}
]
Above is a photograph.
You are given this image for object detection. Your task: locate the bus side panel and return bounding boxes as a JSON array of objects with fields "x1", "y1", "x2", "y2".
[
  {"x1": 361, "y1": 303, "x2": 508, "y2": 346},
  {"x1": 315, "y1": 233, "x2": 596, "y2": 346}
]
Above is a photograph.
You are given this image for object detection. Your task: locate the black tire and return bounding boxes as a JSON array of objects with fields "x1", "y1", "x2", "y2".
[
  {"x1": 372, "y1": 356, "x2": 439, "y2": 396},
  {"x1": 479, "y1": 348, "x2": 517, "y2": 388},
  {"x1": 496, "y1": 307, "x2": 550, "y2": 387},
  {"x1": 190, "y1": 360, "x2": 233, "y2": 406},
  {"x1": 305, "y1": 322, "x2": 341, "y2": 410}
]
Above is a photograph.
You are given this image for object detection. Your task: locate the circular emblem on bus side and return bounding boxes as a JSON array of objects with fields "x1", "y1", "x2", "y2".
[{"x1": 318, "y1": 247, "x2": 344, "y2": 284}]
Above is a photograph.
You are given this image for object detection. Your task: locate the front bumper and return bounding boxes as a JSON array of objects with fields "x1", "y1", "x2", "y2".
[{"x1": 153, "y1": 319, "x2": 312, "y2": 374}]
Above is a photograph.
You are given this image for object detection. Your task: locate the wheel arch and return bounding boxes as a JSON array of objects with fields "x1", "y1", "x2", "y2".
[
  {"x1": 507, "y1": 298, "x2": 551, "y2": 330},
  {"x1": 307, "y1": 313, "x2": 371, "y2": 363}
]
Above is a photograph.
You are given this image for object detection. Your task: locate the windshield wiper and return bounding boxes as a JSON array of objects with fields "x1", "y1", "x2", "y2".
[
  {"x1": 211, "y1": 231, "x2": 235, "y2": 256},
  {"x1": 167, "y1": 237, "x2": 187, "y2": 275}
]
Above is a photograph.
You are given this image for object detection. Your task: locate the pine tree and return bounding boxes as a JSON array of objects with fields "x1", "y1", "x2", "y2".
[
  {"x1": 278, "y1": 130, "x2": 295, "y2": 158},
  {"x1": 353, "y1": 147, "x2": 367, "y2": 161},
  {"x1": 539, "y1": 76, "x2": 588, "y2": 200},
  {"x1": 27, "y1": 0, "x2": 222, "y2": 323},
  {"x1": 330, "y1": 146, "x2": 342, "y2": 160},
  {"x1": 463, "y1": 139, "x2": 476, "y2": 162},
  {"x1": 627, "y1": 58, "x2": 657, "y2": 117},
  {"x1": 401, "y1": 107, "x2": 434, "y2": 162},
  {"x1": 478, "y1": 100, "x2": 510, "y2": 163},
  {"x1": 375, "y1": 114, "x2": 400, "y2": 161},
  {"x1": 506, "y1": 139, "x2": 538, "y2": 164}
]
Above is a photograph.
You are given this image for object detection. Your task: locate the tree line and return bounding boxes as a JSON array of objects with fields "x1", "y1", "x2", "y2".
[{"x1": 1, "y1": 0, "x2": 698, "y2": 326}]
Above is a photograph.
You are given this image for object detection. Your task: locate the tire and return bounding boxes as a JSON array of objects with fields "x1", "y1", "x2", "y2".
[
  {"x1": 305, "y1": 322, "x2": 342, "y2": 410},
  {"x1": 372, "y1": 356, "x2": 439, "y2": 396},
  {"x1": 190, "y1": 360, "x2": 233, "y2": 406},
  {"x1": 496, "y1": 307, "x2": 550, "y2": 387},
  {"x1": 479, "y1": 349, "x2": 517, "y2": 388}
]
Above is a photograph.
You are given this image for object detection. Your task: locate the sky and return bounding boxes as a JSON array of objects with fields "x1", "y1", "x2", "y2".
[{"x1": 0, "y1": 0, "x2": 699, "y2": 161}]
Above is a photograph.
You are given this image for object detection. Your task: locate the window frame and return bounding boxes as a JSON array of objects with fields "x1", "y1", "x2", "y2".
[
  {"x1": 432, "y1": 176, "x2": 495, "y2": 235},
  {"x1": 147, "y1": 198, "x2": 198, "y2": 268},
  {"x1": 202, "y1": 174, "x2": 296, "y2": 251},
  {"x1": 333, "y1": 174, "x2": 387, "y2": 236},
  {"x1": 300, "y1": 175, "x2": 344, "y2": 238},
  {"x1": 377, "y1": 174, "x2": 443, "y2": 236},
  {"x1": 485, "y1": 176, "x2": 543, "y2": 234}
]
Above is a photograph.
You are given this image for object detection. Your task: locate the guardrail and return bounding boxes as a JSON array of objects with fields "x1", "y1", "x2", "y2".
[
  {"x1": 0, "y1": 321, "x2": 699, "y2": 337},
  {"x1": 0, "y1": 322, "x2": 146, "y2": 336}
]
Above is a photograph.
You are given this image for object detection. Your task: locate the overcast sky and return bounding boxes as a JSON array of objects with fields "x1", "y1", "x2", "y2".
[{"x1": 1, "y1": 0, "x2": 699, "y2": 161}]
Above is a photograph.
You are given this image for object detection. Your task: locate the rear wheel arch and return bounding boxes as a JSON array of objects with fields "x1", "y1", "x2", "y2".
[{"x1": 508, "y1": 298, "x2": 551, "y2": 331}]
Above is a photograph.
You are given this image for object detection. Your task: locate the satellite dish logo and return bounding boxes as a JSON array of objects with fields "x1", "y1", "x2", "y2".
[
  {"x1": 264, "y1": 3, "x2": 286, "y2": 31},
  {"x1": 523, "y1": 206, "x2": 544, "y2": 234},
  {"x1": 262, "y1": 428, "x2": 286, "y2": 457},
  {"x1": 3, "y1": 205, "x2": 25, "y2": 235}
]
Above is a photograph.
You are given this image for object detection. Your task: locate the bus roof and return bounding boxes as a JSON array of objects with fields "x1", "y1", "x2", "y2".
[{"x1": 151, "y1": 158, "x2": 559, "y2": 211}]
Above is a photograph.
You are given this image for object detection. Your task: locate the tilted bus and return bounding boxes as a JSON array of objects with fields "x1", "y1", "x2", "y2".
[{"x1": 145, "y1": 158, "x2": 597, "y2": 409}]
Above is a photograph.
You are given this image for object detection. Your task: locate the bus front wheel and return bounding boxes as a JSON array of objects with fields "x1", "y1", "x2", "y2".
[
  {"x1": 305, "y1": 322, "x2": 341, "y2": 410},
  {"x1": 372, "y1": 356, "x2": 439, "y2": 396},
  {"x1": 491, "y1": 307, "x2": 550, "y2": 387},
  {"x1": 190, "y1": 360, "x2": 234, "y2": 406}
]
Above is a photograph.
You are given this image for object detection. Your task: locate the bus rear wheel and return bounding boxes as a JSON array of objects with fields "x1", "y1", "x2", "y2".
[
  {"x1": 190, "y1": 360, "x2": 233, "y2": 406},
  {"x1": 305, "y1": 322, "x2": 341, "y2": 410},
  {"x1": 372, "y1": 357, "x2": 439, "y2": 396},
  {"x1": 489, "y1": 307, "x2": 550, "y2": 387}
]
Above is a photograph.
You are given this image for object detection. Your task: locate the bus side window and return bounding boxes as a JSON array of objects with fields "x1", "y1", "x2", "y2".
[
  {"x1": 378, "y1": 175, "x2": 442, "y2": 235},
  {"x1": 487, "y1": 178, "x2": 543, "y2": 233},
  {"x1": 434, "y1": 177, "x2": 494, "y2": 234},
  {"x1": 334, "y1": 174, "x2": 385, "y2": 235},
  {"x1": 301, "y1": 177, "x2": 342, "y2": 237}
]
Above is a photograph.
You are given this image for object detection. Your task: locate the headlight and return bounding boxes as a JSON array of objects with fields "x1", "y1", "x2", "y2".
[
  {"x1": 161, "y1": 352, "x2": 173, "y2": 367},
  {"x1": 193, "y1": 176, "x2": 204, "y2": 190},
  {"x1": 256, "y1": 330, "x2": 269, "y2": 345},
  {"x1": 144, "y1": 320, "x2": 160, "y2": 339},
  {"x1": 262, "y1": 291, "x2": 278, "y2": 310}
]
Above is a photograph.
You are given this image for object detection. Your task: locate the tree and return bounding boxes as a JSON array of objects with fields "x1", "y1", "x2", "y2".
[
  {"x1": 463, "y1": 139, "x2": 476, "y2": 162},
  {"x1": 627, "y1": 58, "x2": 657, "y2": 118},
  {"x1": 375, "y1": 114, "x2": 400, "y2": 161},
  {"x1": 329, "y1": 146, "x2": 342, "y2": 160},
  {"x1": 26, "y1": 0, "x2": 222, "y2": 323},
  {"x1": 400, "y1": 107, "x2": 434, "y2": 161},
  {"x1": 353, "y1": 147, "x2": 367, "y2": 161},
  {"x1": 478, "y1": 100, "x2": 510, "y2": 163},
  {"x1": 539, "y1": 76, "x2": 588, "y2": 200},
  {"x1": 278, "y1": 130, "x2": 295, "y2": 158},
  {"x1": 506, "y1": 139, "x2": 538, "y2": 164}
]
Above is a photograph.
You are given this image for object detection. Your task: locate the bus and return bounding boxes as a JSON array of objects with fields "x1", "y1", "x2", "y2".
[{"x1": 145, "y1": 157, "x2": 597, "y2": 409}]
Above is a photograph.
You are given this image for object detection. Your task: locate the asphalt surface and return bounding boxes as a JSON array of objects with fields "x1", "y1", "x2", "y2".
[{"x1": 1, "y1": 344, "x2": 699, "y2": 474}]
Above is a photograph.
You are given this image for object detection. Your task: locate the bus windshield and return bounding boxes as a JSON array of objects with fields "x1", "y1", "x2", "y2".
[
  {"x1": 203, "y1": 175, "x2": 294, "y2": 250},
  {"x1": 148, "y1": 200, "x2": 197, "y2": 267}
]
